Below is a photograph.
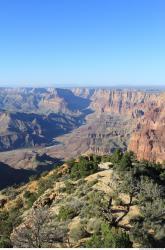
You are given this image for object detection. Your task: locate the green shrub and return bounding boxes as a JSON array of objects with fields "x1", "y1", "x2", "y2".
[
  {"x1": 110, "y1": 149, "x2": 123, "y2": 164},
  {"x1": 1, "y1": 186, "x2": 18, "y2": 199},
  {"x1": 80, "y1": 191, "x2": 103, "y2": 218},
  {"x1": 86, "y1": 179, "x2": 98, "y2": 187},
  {"x1": 75, "y1": 184, "x2": 91, "y2": 198},
  {"x1": 37, "y1": 178, "x2": 53, "y2": 196},
  {"x1": 14, "y1": 197, "x2": 24, "y2": 210},
  {"x1": 0, "y1": 207, "x2": 22, "y2": 248},
  {"x1": 0, "y1": 237, "x2": 12, "y2": 248},
  {"x1": 70, "y1": 223, "x2": 87, "y2": 242},
  {"x1": 63, "y1": 180, "x2": 75, "y2": 194},
  {"x1": 58, "y1": 206, "x2": 78, "y2": 221},
  {"x1": 114, "y1": 197, "x2": 123, "y2": 206},
  {"x1": 70, "y1": 159, "x2": 98, "y2": 180},
  {"x1": 88, "y1": 154, "x2": 102, "y2": 164},
  {"x1": 117, "y1": 151, "x2": 133, "y2": 171},
  {"x1": 85, "y1": 234, "x2": 101, "y2": 248},
  {"x1": 85, "y1": 223, "x2": 132, "y2": 248},
  {"x1": 77, "y1": 178, "x2": 86, "y2": 186},
  {"x1": 86, "y1": 217, "x2": 102, "y2": 234},
  {"x1": 101, "y1": 155, "x2": 112, "y2": 163},
  {"x1": 24, "y1": 191, "x2": 38, "y2": 208}
]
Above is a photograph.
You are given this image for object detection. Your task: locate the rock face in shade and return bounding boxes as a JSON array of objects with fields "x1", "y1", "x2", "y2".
[{"x1": 0, "y1": 111, "x2": 84, "y2": 151}]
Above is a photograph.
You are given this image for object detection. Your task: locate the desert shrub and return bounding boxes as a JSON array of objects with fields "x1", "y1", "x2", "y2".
[
  {"x1": 23, "y1": 190, "x2": 32, "y2": 199},
  {"x1": 130, "y1": 216, "x2": 155, "y2": 248},
  {"x1": 86, "y1": 179, "x2": 98, "y2": 187},
  {"x1": 58, "y1": 206, "x2": 78, "y2": 221},
  {"x1": 58, "y1": 197, "x2": 83, "y2": 221},
  {"x1": 1, "y1": 186, "x2": 18, "y2": 199},
  {"x1": 12, "y1": 208, "x2": 64, "y2": 248},
  {"x1": 85, "y1": 234, "x2": 101, "y2": 248},
  {"x1": 43, "y1": 222, "x2": 68, "y2": 247},
  {"x1": 114, "y1": 197, "x2": 124, "y2": 206},
  {"x1": 63, "y1": 180, "x2": 75, "y2": 194},
  {"x1": 75, "y1": 184, "x2": 91, "y2": 198},
  {"x1": 48, "y1": 171, "x2": 61, "y2": 183},
  {"x1": 110, "y1": 149, "x2": 123, "y2": 164},
  {"x1": 66, "y1": 158, "x2": 75, "y2": 167},
  {"x1": 116, "y1": 151, "x2": 134, "y2": 171},
  {"x1": 80, "y1": 191, "x2": 104, "y2": 218},
  {"x1": 86, "y1": 217, "x2": 102, "y2": 234},
  {"x1": 69, "y1": 223, "x2": 87, "y2": 242},
  {"x1": 0, "y1": 237, "x2": 12, "y2": 248},
  {"x1": 70, "y1": 159, "x2": 98, "y2": 180},
  {"x1": 24, "y1": 191, "x2": 38, "y2": 208},
  {"x1": 14, "y1": 197, "x2": 24, "y2": 210},
  {"x1": 88, "y1": 154, "x2": 102, "y2": 164},
  {"x1": 0, "y1": 211, "x2": 12, "y2": 240},
  {"x1": 77, "y1": 178, "x2": 86, "y2": 186},
  {"x1": 37, "y1": 178, "x2": 53, "y2": 196},
  {"x1": 101, "y1": 155, "x2": 112, "y2": 163},
  {"x1": 85, "y1": 223, "x2": 132, "y2": 248},
  {"x1": 0, "y1": 207, "x2": 22, "y2": 248},
  {"x1": 159, "y1": 170, "x2": 165, "y2": 181}
]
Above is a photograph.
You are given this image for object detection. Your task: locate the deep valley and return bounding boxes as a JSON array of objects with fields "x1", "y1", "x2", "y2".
[{"x1": 0, "y1": 87, "x2": 165, "y2": 173}]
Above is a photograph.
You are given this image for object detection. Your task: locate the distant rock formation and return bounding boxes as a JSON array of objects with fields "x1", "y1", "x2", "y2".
[
  {"x1": 0, "y1": 111, "x2": 83, "y2": 151},
  {"x1": 129, "y1": 98, "x2": 165, "y2": 163},
  {"x1": 0, "y1": 87, "x2": 165, "y2": 164}
]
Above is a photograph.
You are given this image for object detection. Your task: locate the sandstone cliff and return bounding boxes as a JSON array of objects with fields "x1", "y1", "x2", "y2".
[
  {"x1": 90, "y1": 89, "x2": 158, "y2": 116},
  {"x1": 73, "y1": 88, "x2": 165, "y2": 162},
  {"x1": 129, "y1": 100, "x2": 165, "y2": 163}
]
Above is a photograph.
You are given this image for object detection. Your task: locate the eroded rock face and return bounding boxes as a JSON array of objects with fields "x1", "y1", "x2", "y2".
[
  {"x1": 0, "y1": 87, "x2": 165, "y2": 165},
  {"x1": 73, "y1": 88, "x2": 165, "y2": 162},
  {"x1": 90, "y1": 89, "x2": 158, "y2": 116},
  {"x1": 0, "y1": 87, "x2": 90, "y2": 114},
  {"x1": 0, "y1": 111, "x2": 83, "y2": 151},
  {"x1": 129, "y1": 102, "x2": 165, "y2": 163}
]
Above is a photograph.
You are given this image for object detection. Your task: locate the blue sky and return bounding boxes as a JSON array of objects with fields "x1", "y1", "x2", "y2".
[{"x1": 0, "y1": 0, "x2": 164, "y2": 87}]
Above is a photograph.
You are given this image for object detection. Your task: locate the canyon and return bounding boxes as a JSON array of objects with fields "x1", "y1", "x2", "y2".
[{"x1": 0, "y1": 87, "x2": 165, "y2": 174}]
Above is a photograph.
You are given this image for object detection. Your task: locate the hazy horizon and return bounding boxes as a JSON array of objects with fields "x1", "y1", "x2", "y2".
[{"x1": 0, "y1": 83, "x2": 165, "y2": 91}]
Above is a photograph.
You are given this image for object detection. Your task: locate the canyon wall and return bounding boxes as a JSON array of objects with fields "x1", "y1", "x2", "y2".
[
  {"x1": 74, "y1": 88, "x2": 165, "y2": 162},
  {"x1": 0, "y1": 87, "x2": 165, "y2": 165},
  {"x1": 129, "y1": 94, "x2": 165, "y2": 163}
]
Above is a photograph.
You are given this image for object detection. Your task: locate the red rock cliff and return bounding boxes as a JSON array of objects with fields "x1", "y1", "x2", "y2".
[{"x1": 129, "y1": 94, "x2": 165, "y2": 163}]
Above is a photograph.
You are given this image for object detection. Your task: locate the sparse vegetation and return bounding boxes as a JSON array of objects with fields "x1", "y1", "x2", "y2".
[
  {"x1": 69, "y1": 223, "x2": 88, "y2": 242},
  {"x1": 69, "y1": 156, "x2": 99, "y2": 179},
  {"x1": 0, "y1": 203, "x2": 22, "y2": 247},
  {"x1": 0, "y1": 150, "x2": 165, "y2": 248},
  {"x1": 58, "y1": 206, "x2": 78, "y2": 221},
  {"x1": 24, "y1": 191, "x2": 38, "y2": 208},
  {"x1": 85, "y1": 222, "x2": 132, "y2": 248}
]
